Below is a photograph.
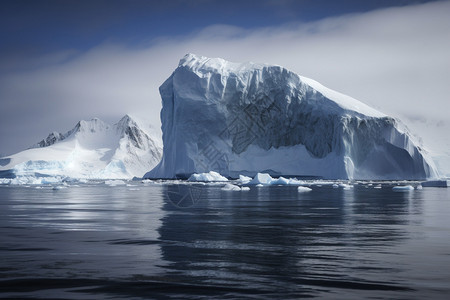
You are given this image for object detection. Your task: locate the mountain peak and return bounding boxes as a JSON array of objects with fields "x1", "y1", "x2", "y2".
[
  {"x1": 32, "y1": 131, "x2": 65, "y2": 148},
  {"x1": 116, "y1": 114, "x2": 135, "y2": 127},
  {"x1": 5, "y1": 115, "x2": 163, "y2": 179},
  {"x1": 75, "y1": 118, "x2": 109, "y2": 134}
]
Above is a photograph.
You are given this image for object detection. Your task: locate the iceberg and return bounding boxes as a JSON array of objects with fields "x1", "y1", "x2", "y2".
[
  {"x1": 0, "y1": 115, "x2": 162, "y2": 180},
  {"x1": 143, "y1": 53, "x2": 437, "y2": 180}
]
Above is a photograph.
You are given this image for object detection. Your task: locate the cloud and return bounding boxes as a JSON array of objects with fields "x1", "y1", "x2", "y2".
[{"x1": 1, "y1": 0, "x2": 449, "y2": 158}]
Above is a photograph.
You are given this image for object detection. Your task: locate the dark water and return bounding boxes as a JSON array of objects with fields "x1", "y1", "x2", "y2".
[{"x1": 1, "y1": 183, "x2": 450, "y2": 299}]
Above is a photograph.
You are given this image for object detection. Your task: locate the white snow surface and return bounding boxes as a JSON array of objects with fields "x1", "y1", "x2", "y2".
[
  {"x1": 144, "y1": 54, "x2": 438, "y2": 180},
  {"x1": 0, "y1": 115, "x2": 162, "y2": 179}
]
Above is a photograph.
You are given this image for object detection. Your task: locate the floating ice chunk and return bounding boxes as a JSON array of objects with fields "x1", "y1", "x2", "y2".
[
  {"x1": 286, "y1": 178, "x2": 304, "y2": 185},
  {"x1": 416, "y1": 185, "x2": 423, "y2": 190},
  {"x1": 297, "y1": 186, "x2": 312, "y2": 192},
  {"x1": 374, "y1": 184, "x2": 382, "y2": 189},
  {"x1": 237, "y1": 175, "x2": 252, "y2": 184},
  {"x1": 392, "y1": 185, "x2": 414, "y2": 191},
  {"x1": 248, "y1": 173, "x2": 273, "y2": 185},
  {"x1": 221, "y1": 183, "x2": 242, "y2": 191},
  {"x1": 105, "y1": 180, "x2": 126, "y2": 186},
  {"x1": 332, "y1": 184, "x2": 339, "y2": 188},
  {"x1": 271, "y1": 176, "x2": 290, "y2": 185},
  {"x1": 52, "y1": 185, "x2": 66, "y2": 190},
  {"x1": 339, "y1": 183, "x2": 353, "y2": 190},
  {"x1": 188, "y1": 171, "x2": 228, "y2": 182},
  {"x1": 255, "y1": 184, "x2": 264, "y2": 187},
  {"x1": 0, "y1": 178, "x2": 11, "y2": 185},
  {"x1": 241, "y1": 186, "x2": 250, "y2": 191}
]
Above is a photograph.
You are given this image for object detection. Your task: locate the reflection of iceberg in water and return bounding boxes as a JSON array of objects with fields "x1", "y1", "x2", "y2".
[
  {"x1": 157, "y1": 185, "x2": 416, "y2": 294},
  {"x1": 347, "y1": 187, "x2": 423, "y2": 244}
]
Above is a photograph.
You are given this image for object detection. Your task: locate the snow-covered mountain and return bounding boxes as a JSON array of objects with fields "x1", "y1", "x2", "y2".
[
  {"x1": 145, "y1": 54, "x2": 437, "y2": 180},
  {"x1": 0, "y1": 115, "x2": 162, "y2": 179}
]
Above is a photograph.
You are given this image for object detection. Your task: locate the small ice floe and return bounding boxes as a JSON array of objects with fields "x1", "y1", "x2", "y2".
[
  {"x1": 286, "y1": 178, "x2": 307, "y2": 185},
  {"x1": 392, "y1": 185, "x2": 414, "y2": 192},
  {"x1": 374, "y1": 184, "x2": 382, "y2": 189},
  {"x1": 339, "y1": 183, "x2": 353, "y2": 190},
  {"x1": 52, "y1": 185, "x2": 66, "y2": 190},
  {"x1": 271, "y1": 176, "x2": 290, "y2": 185},
  {"x1": 188, "y1": 171, "x2": 228, "y2": 182},
  {"x1": 255, "y1": 184, "x2": 264, "y2": 187},
  {"x1": 416, "y1": 185, "x2": 423, "y2": 190},
  {"x1": 221, "y1": 183, "x2": 247, "y2": 191},
  {"x1": 297, "y1": 186, "x2": 312, "y2": 193},
  {"x1": 332, "y1": 184, "x2": 339, "y2": 188},
  {"x1": 237, "y1": 175, "x2": 252, "y2": 184},
  {"x1": 248, "y1": 173, "x2": 273, "y2": 185}
]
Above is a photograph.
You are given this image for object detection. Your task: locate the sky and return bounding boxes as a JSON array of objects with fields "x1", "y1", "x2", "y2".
[{"x1": 1, "y1": 0, "x2": 449, "y2": 174}]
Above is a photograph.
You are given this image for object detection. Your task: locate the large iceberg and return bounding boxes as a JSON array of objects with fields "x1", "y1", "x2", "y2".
[
  {"x1": 144, "y1": 54, "x2": 437, "y2": 180},
  {"x1": 0, "y1": 115, "x2": 162, "y2": 179}
]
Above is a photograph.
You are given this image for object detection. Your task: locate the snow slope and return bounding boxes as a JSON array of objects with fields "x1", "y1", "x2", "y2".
[
  {"x1": 0, "y1": 115, "x2": 162, "y2": 179},
  {"x1": 145, "y1": 54, "x2": 437, "y2": 180}
]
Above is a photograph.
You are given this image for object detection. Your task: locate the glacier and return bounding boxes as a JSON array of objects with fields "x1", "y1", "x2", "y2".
[
  {"x1": 0, "y1": 115, "x2": 162, "y2": 179},
  {"x1": 145, "y1": 54, "x2": 437, "y2": 180}
]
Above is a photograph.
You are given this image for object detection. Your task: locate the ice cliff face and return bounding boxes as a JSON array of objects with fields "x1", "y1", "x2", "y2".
[
  {"x1": 1, "y1": 115, "x2": 162, "y2": 179},
  {"x1": 145, "y1": 54, "x2": 437, "y2": 180}
]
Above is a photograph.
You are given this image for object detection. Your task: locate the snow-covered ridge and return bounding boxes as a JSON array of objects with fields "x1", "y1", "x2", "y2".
[
  {"x1": 178, "y1": 53, "x2": 385, "y2": 118},
  {"x1": 1, "y1": 115, "x2": 162, "y2": 179},
  {"x1": 145, "y1": 54, "x2": 437, "y2": 180}
]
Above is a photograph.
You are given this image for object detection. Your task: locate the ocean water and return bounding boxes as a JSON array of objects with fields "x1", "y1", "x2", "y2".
[{"x1": 0, "y1": 182, "x2": 450, "y2": 299}]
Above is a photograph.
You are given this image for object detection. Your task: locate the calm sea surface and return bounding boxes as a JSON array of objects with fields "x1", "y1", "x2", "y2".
[{"x1": 0, "y1": 182, "x2": 450, "y2": 299}]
